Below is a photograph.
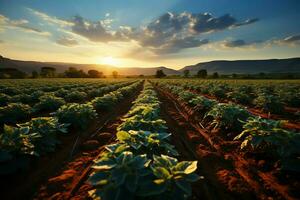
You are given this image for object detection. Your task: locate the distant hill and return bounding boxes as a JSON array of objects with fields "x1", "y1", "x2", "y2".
[
  {"x1": 180, "y1": 58, "x2": 300, "y2": 74},
  {"x1": 1, "y1": 55, "x2": 299, "y2": 75},
  {"x1": 0, "y1": 55, "x2": 179, "y2": 76}
]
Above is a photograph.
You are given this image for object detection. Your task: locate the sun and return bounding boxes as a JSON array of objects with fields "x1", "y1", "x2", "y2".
[{"x1": 96, "y1": 56, "x2": 120, "y2": 66}]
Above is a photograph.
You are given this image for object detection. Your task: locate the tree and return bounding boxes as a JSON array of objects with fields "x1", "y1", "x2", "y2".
[
  {"x1": 32, "y1": 70, "x2": 39, "y2": 78},
  {"x1": 197, "y1": 69, "x2": 207, "y2": 78},
  {"x1": 64, "y1": 67, "x2": 88, "y2": 78},
  {"x1": 0, "y1": 68, "x2": 26, "y2": 79},
  {"x1": 112, "y1": 71, "x2": 118, "y2": 78},
  {"x1": 40, "y1": 67, "x2": 56, "y2": 78},
  {"x1": 212, "y1": 72, "x2": 219, "y2": 79},
  {"x1": 88, "y1": 70, "x2": 103, "y2": 78},
  {"x1": 155, "y1": 70, "x2": 166, "y2": 78},
  {"x1": 183, "y1": 70, "x2": 190, "y2": 78}
]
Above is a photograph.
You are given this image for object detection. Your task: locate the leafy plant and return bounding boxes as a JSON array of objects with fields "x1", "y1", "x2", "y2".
[
  {"x1": 118, "y1": 115, "x2": 168, "y2": 132},
  {"x1": 254, "y1": 94, "x2": 284, "y2": 114},
  {"x1": 227, "y1": 91, "x2": 253, "y2": 105},
  {"x1": 55, "y1": 103, "x2": 97, "y2": 130},
  {"x1": 137, "y1": 155, "x2": 200, "y2": 199},
  {"x1": 64, "y1": 91, "x2": 87, "y2": 103},
  {"x1": 0, "y1": 103, "x2": 31, "y2": 125},
  {"x1": 0, "y1": 93, "x2": 10, "y2": 106},
  {"x1": 88, "y1": 151, "x2": 151, "y2": 200},
  {"x1": 188, "y1": 96, "x2": 216, "y2": 112},
  {"x1": 117, "y1": 130, "x2": 178, "y2": 157},
  {"x1": 18, "y1": 117, "x2": 69, "y2": 154},
  {"x1": 32, "y1": 95, "x2": 65, "y2": 113},
  {"x1": 205, "y1": 103, "x2": 251, "y2": 131}
]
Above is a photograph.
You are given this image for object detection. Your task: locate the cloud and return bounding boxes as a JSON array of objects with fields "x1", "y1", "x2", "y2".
[
  {"x1": 27, "y1": 8, "x2": 72, "y2": 27},
  {"x1": 129, "y1": 12, "x2": 258, "y2": 55},
  {"x1": 275, "y1": 34, "x2": 300, "y2": 45},
  {"x1": 0, "y1": 14, "x2": 50, "y2": 36},
  {"x1": 56, "y1": 37, "x2": 78, "y2": 47},
  {"x1": 70, "y1": 15, "x2": 129, "y2": 42}
]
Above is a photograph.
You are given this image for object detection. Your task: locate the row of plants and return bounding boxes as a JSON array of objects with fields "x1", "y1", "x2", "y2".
[
  {"x1": 88, "y1": 82, "x2": 200, "y2": 200},
  {"x1": 161, "y1": 79, "x2": 300, "y2": 113},
  {"x1": 156, "y1": 82, "x2": 300, "y2": 173},
  {"x1": 0, "y1": 81, "x2": 142, "y2": 175},
  {"x1": 0, "y1": 81, "x2": 135, "y2": 128}
]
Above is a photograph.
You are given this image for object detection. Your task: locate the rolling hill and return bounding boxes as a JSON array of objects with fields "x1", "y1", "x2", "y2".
[{"x1": 1, "y1": 55, "x2": 300, "y2": 75}]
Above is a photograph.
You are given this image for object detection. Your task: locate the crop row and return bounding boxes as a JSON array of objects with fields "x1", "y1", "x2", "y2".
[
  {"x1": 159, "y1": 79, "x2": 300, "y2": 113},
  {"x1": 0, "y1": 81, "x2": 142, "y2": 175},
  {"x1": 87, "y1": 82, "x2": 200, "y2": 200},
  {"x1": 0, "y1": 81, "x2": 135, "y2": 128},
  {"x1": 155, "y1": 81, "x2": 300, "y2": 173}
]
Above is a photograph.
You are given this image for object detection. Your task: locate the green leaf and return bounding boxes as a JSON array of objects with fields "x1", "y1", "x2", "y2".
[{"x1": 117, "y1": 131, "x2": 131, "y2": 142}]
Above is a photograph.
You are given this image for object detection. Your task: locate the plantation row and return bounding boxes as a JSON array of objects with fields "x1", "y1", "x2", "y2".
[
  {"x1": 154, "y1": 81, "x2": 300, "y2": 173},
  {"x1": 0, "y1": 80, "x2": 135, "y2": 128},
  {"x1": 87, "y1": 82, "x2": 200, "y2": 200},
  {"x1": 160, "y1": 79, "x2": 300, "y2": 114},
  {"x1": 0, "y1": 81, "x2": 142, "y2": 174}
]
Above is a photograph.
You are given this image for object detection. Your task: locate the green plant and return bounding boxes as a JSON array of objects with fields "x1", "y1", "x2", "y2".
[
  {"x1": 117, "y1": 130, "x2": 178, "y2": 157},
  {"x1": 254, "y1": 94, "x2": 284, "y2": 114},
  {"x1": 137, "y1": 155, "x2": 200, "y2": 199},
  {"x1": 65, "y1": 91, "x2": 87, "y2": 103},
  {"x1": 32, "y1": 95, "x2": 65, "y2": 113},
  {"x1": 205, "y1": 103, "x2": 251, "y2": 131},
  {"x1": 234, "y1": 117, "x2": 300, "y2": 172},
  {"x1": 118, "y1": 115, "x2": 168, "y2": 132},
  {"x1": 188, "y1": 96, "x2": 216, "y2": 112},
  {"x1": 55, "y1": 103, "x2": 97, "y2": 130},
  {"x1": 0, "y1": 93, "x2": 10, "y2": 106},
  {"x1": 0, "y1": 103, "x2": 31, "y2": 124},
  {"x1": 18, "y1": 117, "x2": 69, "y2": 154},
  {"x1": 88, "y1": 151, "x2": 151, "y2": 200}
]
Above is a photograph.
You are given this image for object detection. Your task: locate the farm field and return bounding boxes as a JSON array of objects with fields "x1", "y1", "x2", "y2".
[{"x1": 0, "y1": 78, "x2": 300, "y2": 200}]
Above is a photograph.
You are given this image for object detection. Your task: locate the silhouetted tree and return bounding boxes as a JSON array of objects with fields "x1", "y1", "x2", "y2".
[
  {"x1": 197, "y1": 69, "x2": 207, "y2": 78},
  {"x1": 40, "y1": 67, "x2": 56, "y2": 78},
  {"x1": 0, "y1": 68, "x2": 26, "y2": 79},
  {"x1": 64, "y1": 67, "x2": 88, "y2": 78},
  {"x1": 183, "y1": 70, "x2": 190, "y2": 78},
  {"x1": 155, "y1": 70, "x2": 166, "y2": 78},
  {"x1": 88, "y1": 70, "x2": 103, "y2": 78},
  {"x1": 32, "y1": 70, "x2": 39, "y2": 78},
  {"x1": 212, "y1": 72, "x2": 219, "y2": 79},
  {"x1": 232, "y1": 73, "x2": 237, "y2": 78},
  {"x1": 112, "y1": 71, "x2": 118, "y2": 78}
]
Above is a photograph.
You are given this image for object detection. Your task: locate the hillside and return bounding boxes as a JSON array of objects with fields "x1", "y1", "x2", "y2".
[
  {"x1": 1, "y1": 55, "x2": 300, "y2": 75},
  {"x1": 181, "y1": 58, "x2": 300, "y2": 74}
]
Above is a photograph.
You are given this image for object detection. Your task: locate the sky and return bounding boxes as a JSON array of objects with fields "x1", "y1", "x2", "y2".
[{"x1": 0, "y1": 0, "x2": 300, "y2": 69}]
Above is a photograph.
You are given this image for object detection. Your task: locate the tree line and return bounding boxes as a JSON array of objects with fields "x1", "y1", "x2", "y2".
[{"x1": 0, "y1": 67, "x2": 119, "y2": 79}]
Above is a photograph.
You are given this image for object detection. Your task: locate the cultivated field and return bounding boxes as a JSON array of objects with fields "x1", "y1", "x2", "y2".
[{"x1": 0, "y1": 78, "x2": 299, "y2": 200}]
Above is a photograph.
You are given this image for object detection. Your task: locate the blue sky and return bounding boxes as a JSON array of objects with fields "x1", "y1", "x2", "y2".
[{"x1": 0, "y1": 0, "x2": 299, "y2": 68}]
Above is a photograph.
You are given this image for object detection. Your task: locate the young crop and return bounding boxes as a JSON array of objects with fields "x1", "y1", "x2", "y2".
[
  {"x1": 17, "y1": 117, "x2": 69, "y2": 154},
  {"x1": 65, "y1": 91, "x2": 87, "y2": 103},
  {"x1": 32, "y1": 95, "x2": 65, "y2": 113},
  {"x1": 0, "y1": 103, "x2": 31, "y2": 125},
  {"x1": 205, "y1": 103, "x2": 251, "y2": 131},
  {"x1": 0, "y1": 93, "x2": 10, "y2": 106},
  {"x1": 88, "y1": 151, "x2": 151, "y2": 200},
  {"x1": 117, "y1": 130, "x2": 178, "y2": 157},
  {"x1": 55, "y1": 103, "x2": 97, "y2": 130},
  {"x1": 234, "y1": 117, "x2": 300, "y2": 172},
  {"x1": 137, "y1": 155, "x2": 200, "y2": 199},
  {"x1": 188, "y1": 96, "x2": 216, "y2": 112},
  {"x1": 227, "y1": 91, "x2": 253, "y2": 105},
  {"x1": 254, "y1": 93, "x2": 284, "y2": 114},
  {"x1": 118, "y1": 115, "x2": 168, "y2": 132}
]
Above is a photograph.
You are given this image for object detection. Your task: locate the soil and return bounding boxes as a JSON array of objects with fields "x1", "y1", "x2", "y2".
[{"x1": 0, "y1": 83, "x2": 143, "y2": 200}]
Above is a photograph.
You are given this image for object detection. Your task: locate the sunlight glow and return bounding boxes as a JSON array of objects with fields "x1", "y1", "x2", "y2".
[{"x1": 97, "y1": 56, "x2": 120, "y2": 66}]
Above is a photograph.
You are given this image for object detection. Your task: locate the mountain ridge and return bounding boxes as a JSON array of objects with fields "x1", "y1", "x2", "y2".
[{"x1": 1, "y1": 55, "x2": 300, "y2": 75}]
